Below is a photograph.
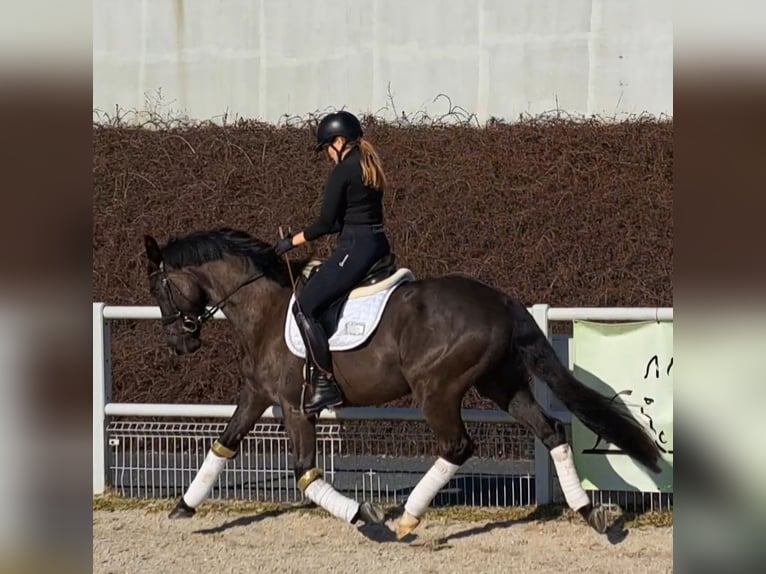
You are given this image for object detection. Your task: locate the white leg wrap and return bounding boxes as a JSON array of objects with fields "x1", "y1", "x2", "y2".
[
  {"x1": 404, "y1": 457, "x2": 461, "y2": 519},
  {"x1": 550, "y1": 444, "x2": 590, "y2": 511},
  {"x1": 183, "y1": 450, "x2": 227, "y2": 508},
  {"x1": 304, "y1": 478, "x2": 360, "y2": 523}
]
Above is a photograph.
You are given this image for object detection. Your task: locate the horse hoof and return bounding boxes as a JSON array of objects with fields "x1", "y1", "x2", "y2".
[
  {"x1": 357, "y1": 501, "x2": 386, "y2": 525},
  {"x1": 584, "y1": 505, "x2": 608, "y2": 534},
  {"x1": 396, "y1": 511, "x2": 421, "y2": 540},
  {"x1": 168, "y1": 498, "x2": 196, "y2": 519}
]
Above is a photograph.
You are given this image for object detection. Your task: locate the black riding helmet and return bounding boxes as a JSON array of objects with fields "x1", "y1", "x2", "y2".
[{"x1": 315, "y1": 111, "x2": 363, "y2": 151}]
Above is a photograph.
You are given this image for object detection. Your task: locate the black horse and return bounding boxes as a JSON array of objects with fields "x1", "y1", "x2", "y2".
[{"x1": 143, "y1": 227, "x2": 661, "y2": 538}]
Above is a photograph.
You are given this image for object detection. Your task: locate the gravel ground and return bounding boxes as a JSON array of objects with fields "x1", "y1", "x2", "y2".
[{"x1": 93, "y1": 508, "x2": 672, "y2": 574}]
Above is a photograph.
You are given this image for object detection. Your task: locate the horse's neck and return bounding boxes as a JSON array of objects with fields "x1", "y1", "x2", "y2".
[{"x1": 196, "y1": 260, "x2": 289, "y2": 340}]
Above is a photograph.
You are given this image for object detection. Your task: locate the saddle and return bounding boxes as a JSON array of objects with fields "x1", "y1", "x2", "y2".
[
  {"x1": 301, "y1": 252, "x2": 396, "y2": 287},
  {"x1": 296, "y1": 252, "x2": 405, "y2": 337}
]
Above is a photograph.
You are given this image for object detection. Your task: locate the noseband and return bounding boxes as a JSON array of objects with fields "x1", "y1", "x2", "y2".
[{"x1": 151, "y1": 261, "x2": 265, "y2": 334}]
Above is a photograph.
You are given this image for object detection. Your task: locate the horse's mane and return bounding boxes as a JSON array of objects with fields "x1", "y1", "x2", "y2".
[{"x1": 160, "y1": 227, "x2": 306, "y2": 286}]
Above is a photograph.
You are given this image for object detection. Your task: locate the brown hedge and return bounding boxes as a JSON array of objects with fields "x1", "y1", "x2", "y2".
[{"x1": 93, "y1": 114, "x2": 672, "y2": 408}]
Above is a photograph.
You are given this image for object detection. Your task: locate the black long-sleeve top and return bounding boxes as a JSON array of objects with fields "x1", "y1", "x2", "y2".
[{"x1": 303, "y1": 147, "x2": 384, "y2": 241}]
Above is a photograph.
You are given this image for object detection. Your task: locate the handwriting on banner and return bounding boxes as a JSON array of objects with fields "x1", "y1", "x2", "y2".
[
  {"x1": 640, "y1": 355, "x2": 673, "y2": 455},
  {"x1": 582, "y1": 354, "x2": 673, "y2": 457}
]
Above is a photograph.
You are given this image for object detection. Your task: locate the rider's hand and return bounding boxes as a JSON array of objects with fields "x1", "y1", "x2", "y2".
[{"x1": 274, "y1": 236, "x2": 295, "y2": 256}]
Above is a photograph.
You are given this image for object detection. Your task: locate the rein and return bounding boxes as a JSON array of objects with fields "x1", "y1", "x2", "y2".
[{"x1": 152, "y1": 261, "x2": 265, "y2": 333}]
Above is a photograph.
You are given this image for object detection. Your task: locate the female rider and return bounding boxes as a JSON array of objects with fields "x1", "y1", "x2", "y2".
[{"x1": 274, "y1": 110, "x2": 391, "y2": 414}]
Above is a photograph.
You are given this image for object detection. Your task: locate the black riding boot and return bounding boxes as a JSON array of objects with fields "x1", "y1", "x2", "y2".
[{"x1": 294, "y1": 310, "x2": 344, "y2": 414}]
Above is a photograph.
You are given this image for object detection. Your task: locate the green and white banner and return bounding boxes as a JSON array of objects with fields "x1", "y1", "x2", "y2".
[{"x1": 572, "y1": 321, "x2": 673, "y2": 493}]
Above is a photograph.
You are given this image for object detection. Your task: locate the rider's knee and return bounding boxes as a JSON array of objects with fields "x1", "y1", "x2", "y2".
[
  {"x1": 292, "y1": 300, "x2": 312, "y2": 319},
  {"x1": 294, "y1": 298, "x2": 321, "y2": 320}
]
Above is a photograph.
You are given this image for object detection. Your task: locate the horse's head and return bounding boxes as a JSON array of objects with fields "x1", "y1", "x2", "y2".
[
  {"x1": 143, "y1": 227, "x2": 300, "y2": 355},
  {"x1": 143, "y1": 234, "x2": 206, "y2": 355}
]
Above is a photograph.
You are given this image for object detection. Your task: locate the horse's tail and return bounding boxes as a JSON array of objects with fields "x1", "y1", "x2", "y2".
[{"x1": 509, "y1": 300, "x2": 662, "y2": 473}]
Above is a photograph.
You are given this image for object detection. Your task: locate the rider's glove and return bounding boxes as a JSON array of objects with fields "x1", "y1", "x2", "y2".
[{"x1": 274, "y1": 235, "x2": 295, "y2": 256}]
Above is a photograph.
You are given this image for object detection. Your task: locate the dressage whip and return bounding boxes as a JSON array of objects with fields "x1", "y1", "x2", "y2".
[
  {"x1": 278, "y1": 225, "x2": 310, "y2": 358},
  {"x1": 278, "y1": 226, "x2": 316, "y2": 414},
  {"x1": 279, "y1": 226, "x2": 299, "y2": 295}
]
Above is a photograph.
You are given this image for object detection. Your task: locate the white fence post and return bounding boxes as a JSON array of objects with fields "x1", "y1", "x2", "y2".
[
  {"x1": 531, "y1": 304, "x2": 552, "y2": 505},
  {"x1": 93, "y1": 303, "x2": 112, "y2": 495}
]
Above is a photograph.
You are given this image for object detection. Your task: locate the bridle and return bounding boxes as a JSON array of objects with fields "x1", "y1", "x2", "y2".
[{"x1": 151, "y1": 261, "x2": 265, "y2": 334}]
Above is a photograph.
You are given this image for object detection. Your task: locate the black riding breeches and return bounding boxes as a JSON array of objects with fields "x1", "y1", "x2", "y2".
[
  {"x1": 294, "y1": 223, "x2": 391, "y2": 318},
  {"x1": 292, "y1": 224, "x2": 391, "y2": 374}
]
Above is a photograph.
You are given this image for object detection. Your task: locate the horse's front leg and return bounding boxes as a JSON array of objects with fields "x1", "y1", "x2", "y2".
[
  {"x1": 281, "y1": 400, "x2": 386, "y2": 526},
  {"x1": 169, "y1": 384, "x2": 271, "y2": 518}
]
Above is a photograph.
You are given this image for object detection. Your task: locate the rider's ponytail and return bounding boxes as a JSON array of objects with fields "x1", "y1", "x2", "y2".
[{"x1": 357, "y1": 139, "x2": 387, "y2": 192}]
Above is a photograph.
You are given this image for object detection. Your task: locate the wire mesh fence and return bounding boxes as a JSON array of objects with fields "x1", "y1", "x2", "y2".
[{"x1": 106, "y1": 419, "x2": 671, "y2": 512}]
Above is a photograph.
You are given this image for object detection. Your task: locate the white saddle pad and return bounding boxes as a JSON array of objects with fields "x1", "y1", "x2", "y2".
[{"x1": 285, "y1": 275, "x2": 412, "y2": 358}]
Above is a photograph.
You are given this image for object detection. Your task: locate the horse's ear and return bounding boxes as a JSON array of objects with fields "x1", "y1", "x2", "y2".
[{"x1": 144, "y1": 235, "x2": 163, "y2": 266}]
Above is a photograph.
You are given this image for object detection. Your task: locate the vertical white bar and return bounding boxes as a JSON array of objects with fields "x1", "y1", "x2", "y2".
[
  {"x1": 258, "y1": 0, "x2": 266, "y2": 120},
  {"x1": 372, "y1": 0, "x2": 380, "y2": 116},
  {"x1": 531, "y1": 304, "x2": 551, "y2": 505},
  {"x1": 93, "y1": 303, "x2": 112, "y2": 494},
  {"x1": 477, "y1": 0, "x2": 488, "y2": 123},
  {"x1": 329, "y1": 430, "x2": 335, "y2": 483}
]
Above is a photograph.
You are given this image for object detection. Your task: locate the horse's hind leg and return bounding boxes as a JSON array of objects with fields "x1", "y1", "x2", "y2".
[
  {"x1": 508, "y1": 387, "x2": 608, "y2": 534},
  {"x1": 169, "y1": 386, "x2": 271, "y2": 519},
  {"x1": 397, "y1": 394, "x2": 474, "y2": 539}
]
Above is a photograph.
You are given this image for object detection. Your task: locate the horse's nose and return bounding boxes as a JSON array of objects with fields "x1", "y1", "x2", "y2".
[{"x1": 186, "y1": 337, "x2": 202, "y2": 353}]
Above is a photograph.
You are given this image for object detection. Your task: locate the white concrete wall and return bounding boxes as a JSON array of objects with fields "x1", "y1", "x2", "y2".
[{"x1": 93, "y1": 0, "x2": 672, "y2": 124}]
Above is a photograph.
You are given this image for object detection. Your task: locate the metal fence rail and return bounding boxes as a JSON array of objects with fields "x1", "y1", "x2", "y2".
[
  {"x1": 94, "y1": 303, "x2": 673, "y2": 514},
  {"x1": 105, "y1": 419, "x2": 671, "y2": 512}
]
